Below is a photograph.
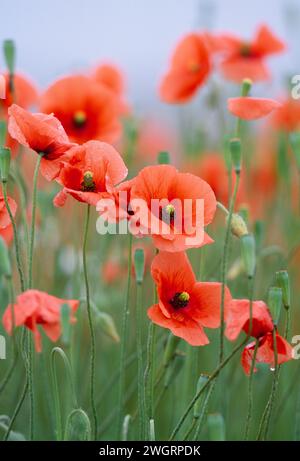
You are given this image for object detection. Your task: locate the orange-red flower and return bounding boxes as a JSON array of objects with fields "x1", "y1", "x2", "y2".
[
  {"x1": 214, "y1": 24, "x2": 285, "y2": 82},
  {"x1": 271, "y1": 97, "x2": 300, "y2": 132},
  {"x1": 159, "y1": 33, "x2": 211, "y2": 103},
  {"x1": 54, "y1": 140, "x2": 128, "y2": 207},
  {"x1": 1, "y1": 73, "x2": 38, "y2": 110},
  {"x1": 148, "y1": 251, "x2": 231, "y2": 345},
  {"x1": 228, "y1": 97, "x2": 281, "y2": 120},
  {"x1": 8, "y1": 104, "x2": 75, "y2": 180},
  {"x1": 129, "y1": 164, "x2": 216, "y2": 252},
  {"x1": 2, "y1": 289, "x2": 79, "y2": 352},
  {"x1": 0, "y1": 194, "x2": 17, "y2": 229},
  {"x1": 40, "y1": 75, "x2": 121, "y2": 144},
  {"x1": 226, "y1": 299, "x2": 292, "y2": 374}
]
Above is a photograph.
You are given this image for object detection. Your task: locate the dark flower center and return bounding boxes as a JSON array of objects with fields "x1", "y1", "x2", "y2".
[
  {"x1": 169, "y1": 291, "x2": 190, "y2": 309},
  {"x1": 81, "y1": 171, "x2": 96, "y2": 192},
  {"x1": 73, "y1": 110, "x2": 87, "y2": 127},
  {"x1": 240, "y1": 42, "x2": 252, "y2": 57}
]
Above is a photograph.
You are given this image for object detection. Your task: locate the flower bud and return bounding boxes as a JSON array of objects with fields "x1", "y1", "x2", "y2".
[
  {"x1": 3, "y1": 40, "x2": 15, "y2": 76},
  {"x1": 163, "y1": 333, "x2": 180, "y2": 367},
  {"x1": 241, "y1": 234, "x2": 256, "y2": 278},
  {"x1": 0, "y1": 147, "x2": 11, "y2": 183},
  {"x1": 0, "y1": 236, "x2": 11, "y2": 277},
  {"x1": 229, "y1": 138, "x2": 242, "y2": 174},
  {"x1": 0, "y1": 121, "x2": 7, "y2": 146},
  {"x1": 229, "y1": 213, "x2": 248, "y2": 238},
  {"x1": 275, "y1": 270, "x2": 290, "y2": 309},
  {"x1": 134, "y1": 248, "x2": 145, "y2": 285},
  {"x1": 193, "y1": 374, "x2": 209, "y2": 419},
  {"x1": 64, "y1": 409, "x2": 91, "y2": 441},
  {"x1": 241, "y1": 78, "x2": 252, "y2": 97},
  {"x1": 94, "y1": 310, "x2": 120, "y2": 343},
  {"x1": 208, "y1": 413, "x2": 226, "y2": 441},
  {"x1": 157, "y1": 151, "x2": 170, "y2": 164},
  {"x1": 268, "y1": 286, "x2": 282, "y2": 326}
]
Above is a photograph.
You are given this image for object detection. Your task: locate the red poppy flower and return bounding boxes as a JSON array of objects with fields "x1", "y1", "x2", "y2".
[
  {"x1": 271, "y1": 97, "x2": 300, "y2": 132},
  {"x1": 40, "y1": 75, "x2": 121, "y2": 144},
  {"x1": 0, "y1": 194, "x2": 17, "y2": 229},
  {"x1": 241, "y1": 332, "x2": 293, "y2": 375},
  {"x1": 54, "y1": 140, "x2": 128, "y2": 207},
  {"x1": 225, "y1": 299, "x2": 293, "y2": 374},
  {"x1": 148, "y1": 251, "x2": 231, "y2": 345},
  {"x1": 2, "y1": 289, "x2": 79, "y2": 352},
  {"x1": 228, "y1": 97, "x2": 281, "y2": 120},
  {"x1": 92, "y1": 63, "x2": 124, "y2": 96},
  {"x1": 129, "y1": 164, "x2": 216, "y2": 252},
  {"x1": 8, "y1": 104, "x2": 75, "y2": 181},
  {"x1": 159, "y1": 33, "x2": 211, "y2": 103},
  {"x1": 215, "y1": 24, "x2": 285, "y2": 82}
]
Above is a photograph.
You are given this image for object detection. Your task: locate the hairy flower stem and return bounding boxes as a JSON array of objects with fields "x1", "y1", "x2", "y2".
[
  {"x1": 117, "y1": 231, "x2": 133, "y2": 438},
  {"x1": 244, "y1": 338, "x2": 259, "y2": 439},
  {"x1": 136, "y1": 281, "x2": 146, "y2": 439},
  {"x1": 82, "y1": 204, "x2": 98, "y2": 440},
  {"x1": 219, "y1": 172, "x2": 240, "y2": 364}
]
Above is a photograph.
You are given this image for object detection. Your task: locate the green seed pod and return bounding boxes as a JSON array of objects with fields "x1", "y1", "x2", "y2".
[
  {"x1": 193, "y1": 374, "x2": 210, "y2": 419},
  {"x1": 0, "y1": 236, "x2": 11, "y2": 277},
  {"x1": 163, "y1": 333, "x2": 180, "y2": 367},
  {"x1": 229, "y1": 138, "x2": 242, "y2": 174},
  {"x1": 0, "y1": 147, "x2": 11, "y2": 183},
  {"x1": 268, "y1": 286, "x2": 282, "y2": 325},
  {"x1": 208, "y1": 413, "x2": 226, "y2": 441},
  {"x1": 64, "y1": 409, "x2": 91, "y2": 441},
  {"x1": 241, "y1": 234, "x2": 256, "y2": 278},
  {"x1": 275, "y1": 270, "x2": 290, "y2": 309},
  {"x1": 134, "y1": 248, "x2": 145, "y2": 284},
  {"x1": 0, "y1": 121, "x2": 7, "y2": 146},
  {"x1": 3, "y1": 40, "x2": 15, "y2": 76},
  {"x1": 157, "y1": 151, "x2": 170, "y2": 164}
]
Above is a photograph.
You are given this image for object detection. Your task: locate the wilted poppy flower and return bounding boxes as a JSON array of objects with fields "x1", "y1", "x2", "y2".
[
  {"x1": 0, "y1": 194, "x2": 17, "y2": 229},
  {"x1": 225, "y1": 299, "x2": 292, "y2": 374},
  {"x1": 129, "y1": 164, "x2": 216, "y2": 252},
  {"x1": 148, "y1": 251, "x2": 231, "y2": 345},
  {"x1": 228, "y1": 97, "x2": 281, "y2": 120},
  {"x1": 215, "y1": 24, "x2": 285, "y2": 82},
  {"x1": 8, "y1": 104, "x2": 75, "y2": 180},
  {"x1": 40, "y1": 75, "x2": 121, "y2": 144},
  {"x1": 2, "y1": 289, "x2": 79, "y2": 352},
  {"x1": 54, "y1": 140, "x2": 128, "y2": 207},
  {"x1": 159, "y1": 33, "x2": 211, "y2": 103}
]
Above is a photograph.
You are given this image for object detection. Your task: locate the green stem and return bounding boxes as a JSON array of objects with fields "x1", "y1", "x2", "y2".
[
  {"x1": 117, "y1": 231, "x2": 133, "y2": 437},
  {"x1": 244, "y1": 338, "x2": 259, "y2": 440},
  {"x1": 3, "y1": 379, "x2": 28, "y2": 441},
  {"x1": 82, "y1": 204, "x2": 98, "y2": 440},
  {"x1": 28, "y1": 154, "x2": 42, "y2": 289},
  {"x1": 2, "y1": 182, "x2": 26, "y2": 291},
  {"x1": 136, "y1": 281, "x2": 146, "y2": 439},
  {"x1": 219, "y1": 172, "x2": 240, "y2": 363}
]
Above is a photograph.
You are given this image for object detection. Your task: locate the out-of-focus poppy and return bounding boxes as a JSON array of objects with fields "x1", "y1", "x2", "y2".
[
  {"x1": 159, "y1": 33, "x2": 211, "y2": 103},
  {"x1": 225, "y1": 299, "x2": 292, "y2": 374},
  {"x1": 92, "y1": 63, "x2": 129, "y2": 115},
  {"x1": 271, "y1": 97, "x2": 300, "y2": 132},
  {"x1": 54, "y1": 140, "x2": 128, "y2": 207},
  {"x1": 213, "y1": 24, "x2": 285, "y2": 82},
  {"x1": 2, "y1": 289, "x2": 79, "y2": 352},
  {"x1": 1, "y1": 73, "x2": 38, "y2": 110},
  {"x1": 228, "y1": 97, "x2": 281, "y2": 120},
  {"x1": 8, "y1": 104, "x2": 75, "y2": 180},
  {"x1": 148, "y1": 251, "x2": 231, "y2": 345},
  {"x1": 40, "y1": 75, "x2": 121, "y2": 144},
  {"x1": 129, "y1": 164, "x2": 216, "y2": 252},
  {"x1": 0, "y1": 194, "x2": 17, "y2": 229}
]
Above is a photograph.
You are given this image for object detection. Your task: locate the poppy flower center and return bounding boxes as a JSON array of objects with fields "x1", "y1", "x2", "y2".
[
  {"x1": 170, "y1": 291, "x2": 190, "y2": 309},
  {"x1": 240, "y1": 42, "x2": 252, "y2": 57},
  {"x1": 160, "y1": 203, "x2": 176, "y2": 224},
  {"x1": 73, "y1": 110, "x2": 87, "y2": 127},
  {"x1": 81, "y1": 170, "x2": 96, "y2": 192},
  {"x1": 188, "y1": 61, "x2": 201, "y2": 73}
]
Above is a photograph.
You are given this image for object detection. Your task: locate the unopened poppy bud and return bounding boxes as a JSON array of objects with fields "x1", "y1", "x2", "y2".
[
  {"x1": 208, "y1": 413, "x2": 226, "y2": 441},
  {"x1": 0, "y1": 147, "x2": 11, "y2": 183},
  {"x1": 3, "y1": 39, "x2": 15, "y2": 76},
  {"x1": 268, "y1": 286, "x2": 282, "y2": 326},
  {"x1": 64, "y1": 409, "x2": 91, "y2": 441},
  {"x1": 290, "y1": 132, "x2": 300, "y2": 170},
  {"x1": 227, "y1": 258, "x2": 244, "y2": 280},
  {"x1": 0, "y1": 121, "x2": 7, "y2": 146},
  {"x1": 275, "y1": 270, "x2": 290, "y2": 309},
  {"x1": 163, "y1": 333, "x2": 180, "y2": 367},
  {"x1": 194, "y1": 374, "x2": 209, "y2": 419},
  {"x1": 241, "y1": 78, "x2": 252, "y2": 97},
  {"x1": 229, "y1": 213, "x2": 248, "y2": 238},
  {"x1": 164, "y1": 352, "x2": 185, "y2": 388},
  {"x1": 157, "y1": 151, "x2": 170, "y2": 164},
  {"x1": 229, "y1": 138, "x2": 242, "y2": 173},
  {"x1": 134, "y1": 248, "x2": 145, "y2": 285},
  {"x1": 241, "y1": 234, "x2": 256, "y2": 278},
  {"x1": 0, "y1": 236, "x2": 11, "y2": 277},
  {"x1": 94, "y1": 310, "x2": 120, "y2": 343}
]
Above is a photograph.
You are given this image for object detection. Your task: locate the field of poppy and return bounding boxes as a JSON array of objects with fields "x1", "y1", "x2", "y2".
[{"x1": 0, "y1": 4, "x2": 300, "y2": 444}]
